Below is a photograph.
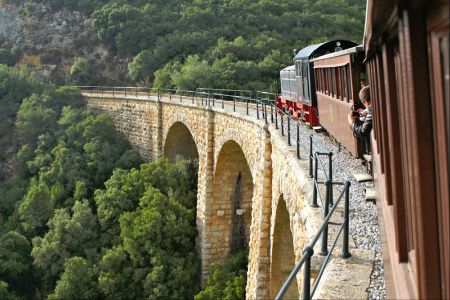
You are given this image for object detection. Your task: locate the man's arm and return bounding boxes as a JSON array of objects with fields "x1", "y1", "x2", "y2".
[{"x1": 353, "y1": 116, "x2": 373, "y2": 138}]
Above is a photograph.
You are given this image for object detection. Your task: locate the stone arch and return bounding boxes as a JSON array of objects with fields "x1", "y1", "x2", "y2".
[
  {"x1": 270, "y1": 194, "x2": 298, "y2": 299},
  {"x1": 163, "y1": 121, "x2": 199, "y2": 161},
  {"x1": 214, "y1": 124, "x2": 264, "y2": 181},
  {"x1": 210, "y1": 140, "x2": 254, "y2": 263}
]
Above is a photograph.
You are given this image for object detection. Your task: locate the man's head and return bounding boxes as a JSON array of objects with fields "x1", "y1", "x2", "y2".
[{"x1": 359, "y1": 86, "x2": 370, "y2": 106}]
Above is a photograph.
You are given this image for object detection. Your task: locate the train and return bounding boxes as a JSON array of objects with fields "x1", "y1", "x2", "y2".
[
  {"x1": 277, "y1": 40, "x2": 366, "y2": 158},
  {"x1": 277, "y1": 0, "x2": 449, "y2": 297}
]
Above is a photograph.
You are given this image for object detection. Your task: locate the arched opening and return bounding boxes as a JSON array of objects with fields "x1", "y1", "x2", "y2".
[
  {"x1": 211, "y1": 140, "x2": 253, "y2": 263},
  {"x1": 163, "y1": 122, "x2": 199, "y2": 162},
  {"x1": 271, "y1": 195, "x2": 298, "y2": 299}
]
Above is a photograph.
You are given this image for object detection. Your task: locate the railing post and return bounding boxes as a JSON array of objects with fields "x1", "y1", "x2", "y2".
[
  {"x1": 201, "y1": 93, "x2": 204, "y2": 105},
  {"x1": 170, "y1": 92, "x2": 172, "y2": 101},
  {"x1": 192, "y1": 92, "x2": 195, "y2": 104},
  {"x1": 112, "y1": 87, "x2": 115, "y2": 97},
  {"x1": 320, "y1": 180, "x2": 331, "y2": 256},
  {"x1": 124, "y1": 88, "x2": 127, "y2": 97},
  {"x1": 271, "y1": 105, "x2": 274, "y2": 123},
  {"x1": 256, "y1": 101, "x2": 260, "y2": 119},
  {"x1": 287, "y1": 117, "x2": 291, "y2": 146},
  {"x1": 264, "y1": 103, "x2": 268, "y2": 124},
  {"x1": 328, "y1": 152, "x2": 333, "y2": 207},
  {"x1": 312, "y1": 154, "x2": 319, "y2": 207},
  {"x1": 275, "y1": 108, "x2": 278, "y2": 129},
  {"x1": 296, "y1": 124, "x2": 300, "y2": 159},
  {"x1": 341, "y1": 181, "x2": 352, "y2": 258},
  {"x1": 309, "y1": 135, "x2": 313, "y2": 178},
  {"x1": 135, "y1": 87, "x2": 138, "y2": 97},
  {"x1": 246, "y1": 98, "x2": 249, "y2": 115},
  {"x1": 302, "y1": 246, "x2": 314, "y2": 300},
  {"x1": 281, "y1": 114, "x2": 284, "y2": 136},
  {"x1": 157, "y1": 89, "x2": 160, "y2": 100},
  {"x1": 180, "y1": 92, "x2": 183, "y2": 102},
  {"x1": 233, "y1": 97, "x2": 236, "y2": 112},
  {"x1": 221, "y1": 94, "x2": 224, "y2": 109},
  {"x1": 147, "y1": 88, "x2": 150, "y2": 98}
]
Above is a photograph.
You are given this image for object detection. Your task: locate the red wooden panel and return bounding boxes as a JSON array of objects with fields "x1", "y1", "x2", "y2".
[{"x1": 402, "y1": 9, "x2": 441, "y2": 299}]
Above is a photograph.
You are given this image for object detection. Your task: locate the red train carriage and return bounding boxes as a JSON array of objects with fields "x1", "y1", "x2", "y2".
[
  {"x1": 277, "y1": 40, "x2": 357, "y2": 126},
  {"x1": 312, "y1": 46, "x2": 366, "y2": 158},
  {"x1": 364, "y1": 0, "x2": 449, "y2": 298}
]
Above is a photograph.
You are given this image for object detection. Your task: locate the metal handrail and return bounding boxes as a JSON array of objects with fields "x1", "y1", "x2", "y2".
[
  {"x1": 267, "y1": 102, "x2": 302, "y2": 159},
  {"x1": 275, "y1": 181, "x2": 351, "y2": 300}
]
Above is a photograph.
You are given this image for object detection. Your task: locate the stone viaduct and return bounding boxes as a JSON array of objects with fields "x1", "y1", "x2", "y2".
[{"x1": 84, "y1": 94, "x2": 322, "y2": 299}]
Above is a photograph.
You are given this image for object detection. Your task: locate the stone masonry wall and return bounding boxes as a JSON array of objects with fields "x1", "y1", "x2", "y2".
[
  {"x1": 85, "y1": 97, "x2": 158, "y2": 161},
  {"x1": 84, "y1": 94, "x2": 318, "y2": 299}
]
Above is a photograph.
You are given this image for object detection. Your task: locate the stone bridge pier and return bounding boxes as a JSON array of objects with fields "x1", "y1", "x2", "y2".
[{"x1": 85, "y1": 94, "x2": 318, "y2": 299}]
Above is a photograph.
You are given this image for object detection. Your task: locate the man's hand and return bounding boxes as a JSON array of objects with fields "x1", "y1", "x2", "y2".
[
  {"x1": 347, "y1": 111, "x2": 355, "y2": 125},
  {"x1": 358, "y1": 108, "x2": 366, "y2": 117}
]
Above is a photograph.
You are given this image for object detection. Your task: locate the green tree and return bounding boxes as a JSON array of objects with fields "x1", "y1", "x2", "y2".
[
  {"x1": 120, "y1": 186, "x2": 199, "y2": 299},
  {"x1": 0, "y1": 231, "x2": 32, "y2": 281},
  {"x1": 172, "y1": 55, "x2": 213, "y2": 90},
  {"x1": 70, "y1": 57, "x2": 97, "y2": 85},
  {"x1": 15, "y1": 94, "x2": 58, "y2": 150},
  {"x1": 18, "y1": 180, "x2": 53, "y2": 237},
  {"x1": 48, "y1": 257, "x2": 99, "y2": 300},
  {"x1": 31, "y1": 200, "x2": 99, "y2": 291},
  {"x1": 0, "y1": 280, "x2": 19, "y2": 300},
  {"x1": 128, "y1": 50, "x2": 155, "y2": 83},
  {"x1": 98, "y1": 246, "x2": 137, "y2": 299},
  {"x1": 153, "y1": 60, "x2": 181, "y2": 89},
  {"x1": 195, "y1": 251, "x2": 248, "y2": 300}
]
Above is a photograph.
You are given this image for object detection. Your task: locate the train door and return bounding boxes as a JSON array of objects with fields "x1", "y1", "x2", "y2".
[{"x1": 302, "y1": 62, "x2": 310, "y2": 103}]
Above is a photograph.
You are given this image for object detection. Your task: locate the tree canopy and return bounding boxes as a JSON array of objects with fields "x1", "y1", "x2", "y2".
[{"x1": 88, "y1": 0, "x2": 366, "y2": 90}]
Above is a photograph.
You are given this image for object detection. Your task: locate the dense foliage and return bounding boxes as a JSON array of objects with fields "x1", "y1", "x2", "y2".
[
  {"x1": 195, "y1": 251, "x2": 248, "y2": 300},
  {"x1": 90, "y1": 0, "x2": 366, "y2": 90},
  {"x1": 23, "y1": 0, "x2": 365, "y2": 90},
  {"x1": 0, "y1": 66, "x2": 204, "y2": 299}
]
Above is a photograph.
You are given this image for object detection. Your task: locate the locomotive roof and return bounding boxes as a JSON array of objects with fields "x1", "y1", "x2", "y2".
[
  {"x1": 294, "y1": 40, "x2": 358, "y2": 61},
  {"x1": 280, "y1": 65, "x2": 295, "y2": 71},
  {"x1": 311, "y1": 45, "x2": 364, "y2": 61}
]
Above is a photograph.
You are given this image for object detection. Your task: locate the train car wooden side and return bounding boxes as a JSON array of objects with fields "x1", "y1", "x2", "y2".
[{"x1": 313, "y1": 48, "x2": 365, "y2": 157}]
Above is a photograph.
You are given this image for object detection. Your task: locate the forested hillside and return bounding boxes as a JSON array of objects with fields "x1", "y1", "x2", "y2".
[
  {"x1": 0, "y1": 1, "x2": 367, "y2": 298},
  {"x1": 0, "y1": 0, "x2": 365, "y2": 90},
  {"x1": 0, "y1": 66, "x2": 207, "y2": 299}
]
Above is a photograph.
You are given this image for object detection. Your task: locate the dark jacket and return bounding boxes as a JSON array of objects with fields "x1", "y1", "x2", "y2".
[{"x1": 351, "y1": 105, "x2": 372, "y2": 152}]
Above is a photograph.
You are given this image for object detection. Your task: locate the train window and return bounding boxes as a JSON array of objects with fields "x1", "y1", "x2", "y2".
[
  {"x1": 326, "y1": 68, "x2": 330, "y2": 95},
  {"x1": 315, "y1": 69, "x2": 322, "y2": 92},
  {"x1": 319, "y1": 69, "x2": 323, "y2": 92},
  {"x1": 335, "y1": 68, "x2": 341, "y2": 100},
  {"x1": 296, "y1": 61, "x2": 302, "y2": 77},
  {"x1": 330, "y1": 68, "x2": 336, "y2": 97},
  {"x1": 346, "y1": 66, "x2": 352, "y2": 101},
  {"x1": 320, "y1": 69, "x2": 324, "y2": 92},
  {"x1": 315, "y1": 69, "x2": 321, "y2": 92},
  {"x1": 303, "y1": 64, "x2": 309, "y2": 100}
]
